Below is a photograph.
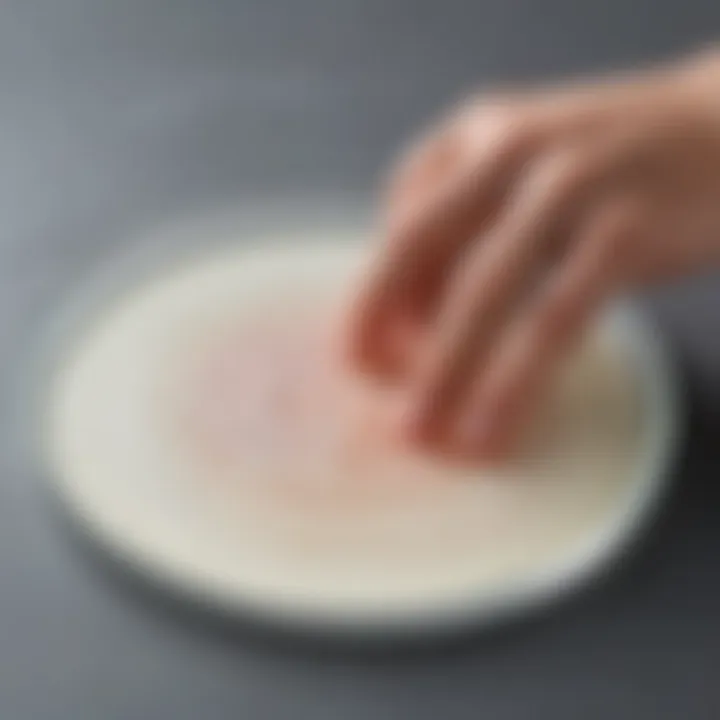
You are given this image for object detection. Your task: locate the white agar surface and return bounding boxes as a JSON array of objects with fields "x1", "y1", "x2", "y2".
[{"x1": 43, "y1": 234, "x2": 674, "y2": 629}]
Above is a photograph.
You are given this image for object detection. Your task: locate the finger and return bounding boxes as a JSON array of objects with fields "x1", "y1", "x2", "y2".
[
  {"x1": 350, "y1": 110, "x2": 542, "y2": 373},
  {"x1": 387, "y1": 126, "x2": 462, "y2": 223},
  {"x1": 360, "y1": 129, "x2": 465, "y2": 376},
  {"x1": 405, "y1": 146, "x2": 607, "y2": 444},
  {"x1": 386, "y1": 96, "x2": 522, "y2": 219},
  {"x1": 459, "y1": 198, "x2": 638, "y2": 458}
]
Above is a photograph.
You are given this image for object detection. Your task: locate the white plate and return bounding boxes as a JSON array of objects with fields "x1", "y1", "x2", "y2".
[{"x1": 30, "y1": 209, "x2": 682, "y2": 643}]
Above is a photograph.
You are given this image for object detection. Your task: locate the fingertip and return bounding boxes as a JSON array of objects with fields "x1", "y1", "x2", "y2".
[
  {"x1": 463, "y1": 416, "x2": 516, "y2": 462},
  {"x1": 475, "y1": 433, "x2": 515, "y2": 462},
  {"x1": 403, "y1": 362, "x2": 453, "y2": 449},
  {"x1": 341, "y1": 281, "x2": 386, "y2": 373},
  {"x1": 457, "y1": 414, "x2": 488, "y2": 454},
  {"x1": 398, "y1": 396, "x2": 428, "y2": 446},
  {"x1": 338, "y1": 313, "x2": 368, "y2": 375}
]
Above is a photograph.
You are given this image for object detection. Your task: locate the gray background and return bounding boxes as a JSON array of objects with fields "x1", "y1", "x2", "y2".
[{"x1": 1, "y1": 1, "x2": 720, "y2": 718}]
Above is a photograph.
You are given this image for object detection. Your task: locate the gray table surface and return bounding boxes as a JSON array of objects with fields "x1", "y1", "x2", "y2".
[{"x1": 1, "y1": 1, "x2": 720, "y2": 718}]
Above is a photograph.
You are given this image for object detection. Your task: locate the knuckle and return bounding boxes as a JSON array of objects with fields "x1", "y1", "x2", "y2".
[
  {"x1": 532, "y1": 147, "x2": 593, "y2": 198},
  {"x1": 458, "y1": 96, "x2": 537, "y2": 160},
  {"x1": 456, "y1": 93, "x2": 515, "y2": 125}
]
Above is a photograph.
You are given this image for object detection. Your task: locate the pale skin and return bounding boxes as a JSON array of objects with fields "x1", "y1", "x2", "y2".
[{"x1": 346, "y1": 50, "x2": 720, "y2": 459}]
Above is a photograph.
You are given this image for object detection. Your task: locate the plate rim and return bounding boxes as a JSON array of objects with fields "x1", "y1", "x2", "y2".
[{"x1": 24, "y1": 209, "x2": 683, "y2": 643}]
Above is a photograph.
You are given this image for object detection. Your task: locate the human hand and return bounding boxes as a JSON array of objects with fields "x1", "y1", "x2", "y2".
[{"x1": 347, "y1": 51, "x2": 720, "y2": 458}]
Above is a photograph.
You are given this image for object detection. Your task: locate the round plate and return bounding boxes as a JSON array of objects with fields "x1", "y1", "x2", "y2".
[{"x1": 30, "y1": 209, "x2": 682, "y2": 643}]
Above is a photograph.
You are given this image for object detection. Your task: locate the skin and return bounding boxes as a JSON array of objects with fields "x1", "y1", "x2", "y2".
[{"x1": 346, "y1": 50, "x2": 720, "y2": 459}]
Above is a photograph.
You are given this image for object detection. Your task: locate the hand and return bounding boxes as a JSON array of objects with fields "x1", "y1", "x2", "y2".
[{"x1": 347, "y1": 51, "x2": 720, "y2": 458}]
